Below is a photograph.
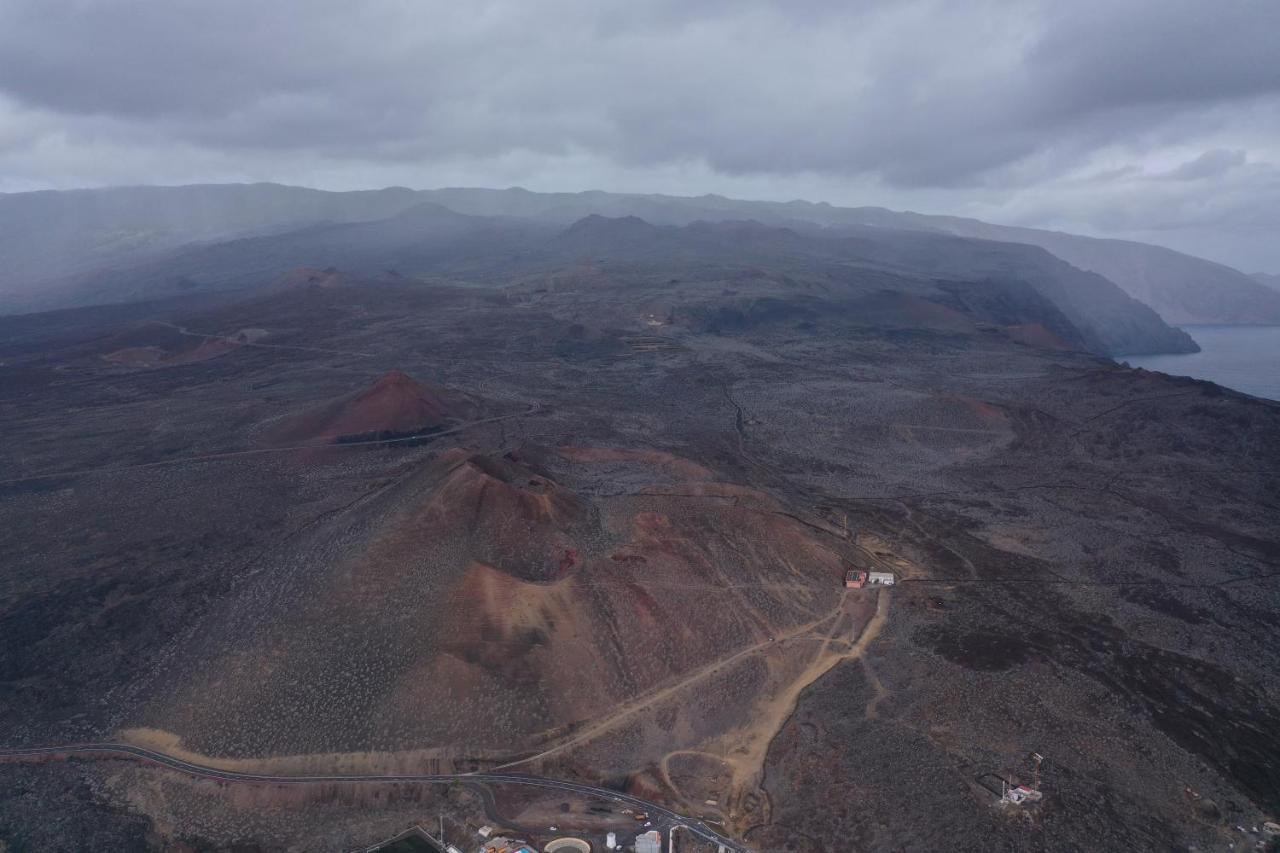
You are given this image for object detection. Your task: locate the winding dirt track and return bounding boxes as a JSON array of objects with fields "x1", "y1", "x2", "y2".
[
  {"x1": 494, "y1": 587, "x2": 894, "y2": 831},
  {"x1": 490, "y1": 599, "x2": 854, "y2": 772}
]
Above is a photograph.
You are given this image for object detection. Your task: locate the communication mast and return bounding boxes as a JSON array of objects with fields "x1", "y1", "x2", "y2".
[{"x1": 1030, "y1": 752, "x2": 1044, "y2": 792}]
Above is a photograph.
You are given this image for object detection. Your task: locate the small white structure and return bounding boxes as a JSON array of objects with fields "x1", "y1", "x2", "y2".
[
  {"x1": 868, "y1": 571, "x2": 896, "y2": 586},
  {"x1": 478, "y1": 826, "x2": 495, "y2": 838},
  {"x1": 635, "y1": 830, "x2": 662, "y2": 853},
  {"x1": 605, "y1": 832, "x2": 618, "y2": 850},
  {"x1": 1002, "y1": 783, "x2": 1043, "y2": 805}
]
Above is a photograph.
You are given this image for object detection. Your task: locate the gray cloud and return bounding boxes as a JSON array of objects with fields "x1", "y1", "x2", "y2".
[
  {"x1": 1160, "y1": 149, "x2": 1248, "y2": 180},
  {"x1": 0, "y1": 0, "x2": 1277, "y2": 268}
]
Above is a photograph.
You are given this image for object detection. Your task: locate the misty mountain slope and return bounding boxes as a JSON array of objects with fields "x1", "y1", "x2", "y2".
[
  {"x1": 1254, "y1": 272, "x2": 1280, "y2": 292},
  {"x1": 544, "y1": 215, "x2": 813, "y2": 271},
  {"x1": 896, "y1": 214, "x2": 1280, "y2": 326},
  {"x1": 3, "y1": 184, "x2": 1275, "y2": 328},
  {"x1": 26, "y1": 203, "x2": 553, "y2": 309},
  {"x1": 416, "y1": 187, "x2": 1280, "y2": 325},
  {"x1": 0, "y1": 183, "x2": 424, "y2": 300},
  {"x1": 819, "y1": 227, "x2": 1198, "y2": 355},
  {"x1": 540, "y1": 215, "x2": 1193, "y2": 355},
  {"x1": 20, "y1": 205, "x2": 1194, "y2": 357}
]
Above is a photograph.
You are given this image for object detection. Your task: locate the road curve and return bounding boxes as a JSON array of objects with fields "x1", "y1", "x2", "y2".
[{"x1": 0, "y1": 743, "x2": 746, "y2": 852}]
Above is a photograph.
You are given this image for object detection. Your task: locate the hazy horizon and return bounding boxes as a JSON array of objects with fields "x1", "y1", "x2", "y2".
[{"x1": 5, "y1": 178, "x2": 1276, "y2": 276}]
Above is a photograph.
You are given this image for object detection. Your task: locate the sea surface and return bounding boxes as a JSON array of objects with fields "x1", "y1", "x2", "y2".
[{"x1": 1126, "y1": 325, "x2": 1280, "y2": 401}]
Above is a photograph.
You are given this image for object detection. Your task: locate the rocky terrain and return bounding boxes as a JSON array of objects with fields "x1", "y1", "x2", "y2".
[{"x1": 1, "y1": 216, "x2": 1278, "y2": 852}]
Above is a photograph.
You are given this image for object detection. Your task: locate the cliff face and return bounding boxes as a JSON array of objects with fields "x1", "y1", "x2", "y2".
[
  {"x1": 911, "y1": 217, "x2": 1280, "y2": 326},
  {"x1": 997, "y1": 251, "x2": 1201, "y2": 355},
  {"x1": 818, "y1": 228, "x2": 1199, "y2": 355},
  {"x1": 547, "y1": 215, "x2": 1197, "y2": 356}
]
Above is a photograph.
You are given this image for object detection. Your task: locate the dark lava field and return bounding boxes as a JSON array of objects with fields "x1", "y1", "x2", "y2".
[{"x1": 1, "y1": 212, "x2": 1279, "y2": 852}]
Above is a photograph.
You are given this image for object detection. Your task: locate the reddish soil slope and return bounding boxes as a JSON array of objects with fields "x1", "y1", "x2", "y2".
[
  {"x1": 849, "y1": 291, "x2": 975, "y2": 331},
  {"x1": 147, "y1": 446, "x2": 863, "y2": 773},
  {"x1": 1003, "y1": 322, "x2": 1075, "y2": 350},
  {"x1": 264, "y1": 370, "x2": 477, "y2": 445},
  {"x1": 268, "y1": 266, "x2": 354, "y2": 291},
  {"x1": 101, "y1": 321, "x2": 241, "y2": 366}
]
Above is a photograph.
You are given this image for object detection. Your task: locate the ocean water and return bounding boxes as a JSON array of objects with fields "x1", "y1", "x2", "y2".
[{"x1": 1126, "y1": 325, "x2": 1280, "y2": 401}]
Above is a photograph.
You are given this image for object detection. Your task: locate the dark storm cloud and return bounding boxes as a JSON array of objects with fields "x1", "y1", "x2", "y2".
[
  {"x1": 0, "y1": 0, "x2": 1277, "y2": 267},
  {"x1": 1031, "y1": 2, "x2": 1280, "y2": 114}
]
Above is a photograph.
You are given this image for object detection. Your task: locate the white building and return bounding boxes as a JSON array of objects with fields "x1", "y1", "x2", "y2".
[
  {"x1": 1003, "y1": 783, "x2": 1043, "y2": 805},
  {"x1": 868, "y1": 571, "x2": 896, "y2": 586},
  {"x1": 635, "y1": 830, "x2": 662, "y2": 853}
]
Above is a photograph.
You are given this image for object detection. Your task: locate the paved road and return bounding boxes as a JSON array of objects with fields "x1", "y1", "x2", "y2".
[{"x1": 0, "y1": 742, "x2": 746, "y2": 852}]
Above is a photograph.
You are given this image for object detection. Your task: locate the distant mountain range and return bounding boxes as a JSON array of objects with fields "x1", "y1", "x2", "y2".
[
  {"x1": 2, "y1": 182, "x2": 1275, "y2": 338},
  {"x1": 423, "y1": 188, "x2": 1280, "y2": 327}
]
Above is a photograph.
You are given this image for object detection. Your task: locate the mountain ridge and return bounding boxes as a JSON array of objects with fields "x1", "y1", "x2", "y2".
[
  {"x1": 0, "y1": 199, "x2": 1196, "y2": 356},
  {"x1": 2, "y1": 182, "x2": 1273, "y2": 331}
]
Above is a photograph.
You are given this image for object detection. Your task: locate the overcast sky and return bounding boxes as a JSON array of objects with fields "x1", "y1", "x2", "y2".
[{"x1": 1, "y1": 0, "x2": 1278, "y2": 270}]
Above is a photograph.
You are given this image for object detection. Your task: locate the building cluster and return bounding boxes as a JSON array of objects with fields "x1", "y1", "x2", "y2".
[
  {"x1": 473, "y1": 827, "x2": 663, "y2": 853},
  {"x1": 1001, "y1": 783, "x2": 1043, "y2": 805},
  {"x1": 481, "y1": 829, "x2": 537, "y2": 850},
  {"x1": 844, "y1": 569, "x2": 896, "y2": 589},
  {"x1": 998, "y1": 752, "x2": 1046, "y2": 807}
]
